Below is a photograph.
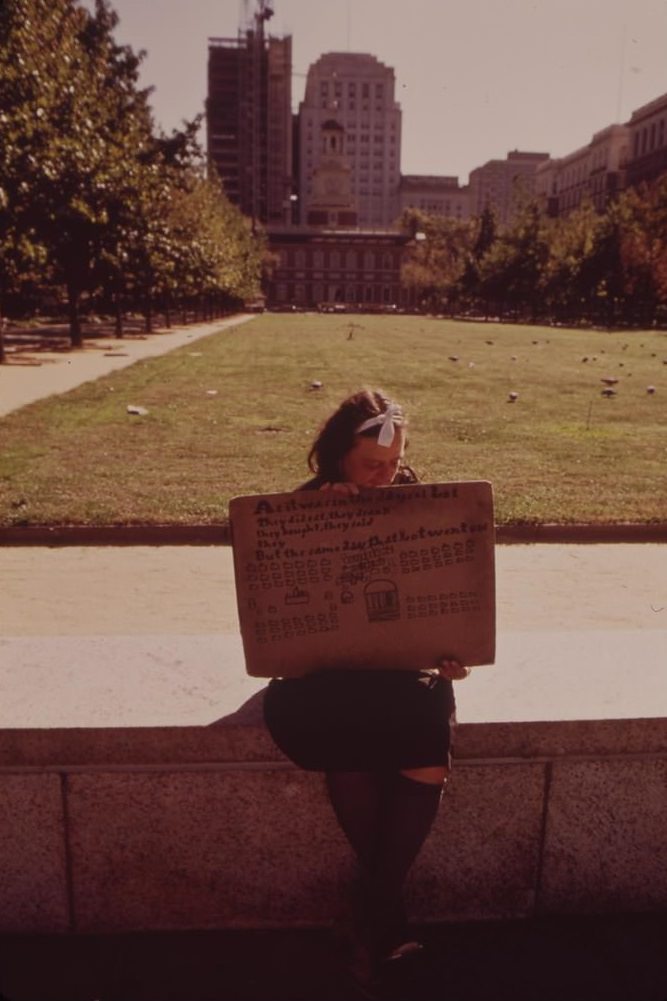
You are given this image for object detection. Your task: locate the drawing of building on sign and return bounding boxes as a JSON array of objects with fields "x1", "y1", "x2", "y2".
[
  {"x1": 364, "y1": 579, "x2": 400, "y2": 622},
  {"x1": 285, "y1": 587, "x2": 310, "y2": 605}
]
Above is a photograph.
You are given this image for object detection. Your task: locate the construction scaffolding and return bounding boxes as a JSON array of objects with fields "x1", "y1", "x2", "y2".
[{"x1": 207, "y1": 1, "x2": 292, "y2": 228}]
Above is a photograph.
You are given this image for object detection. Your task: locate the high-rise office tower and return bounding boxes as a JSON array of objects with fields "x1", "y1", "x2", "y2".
[
  {"x1": 207, "y1": 2, "x2": 293, "y2": 227},
  {"x1": 468, "y1": 151, "x2": 550, "y2": 226},
  {"x1": 299, "y1": 53, "x2": 402, "y2": 229}
]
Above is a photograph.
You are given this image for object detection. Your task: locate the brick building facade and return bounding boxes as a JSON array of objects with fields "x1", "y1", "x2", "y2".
[{"x1": 266, "y1": 228, "x2": 412, "y2": 310}]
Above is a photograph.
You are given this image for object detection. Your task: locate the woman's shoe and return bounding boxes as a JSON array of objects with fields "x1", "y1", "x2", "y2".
[
  {"x1": 331, "y1": 885, "x2": 383, "y2": 996},
  {"x1": 383, "y1": 938, "x2": 424, "y2": 963}
]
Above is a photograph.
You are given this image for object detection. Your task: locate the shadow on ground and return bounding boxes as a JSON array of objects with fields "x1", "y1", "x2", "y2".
[
  {"x1": 1, "y1": 912, "x2": 666, "y2": 1001},
  {"x1": 1, "y1": 319, "x2": 153, "y2": 360}
]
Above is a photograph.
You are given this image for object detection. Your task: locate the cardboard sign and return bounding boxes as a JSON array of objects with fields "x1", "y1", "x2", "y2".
[{"x1": 229, "y1": 481, "x2": 495, "y2": 678}]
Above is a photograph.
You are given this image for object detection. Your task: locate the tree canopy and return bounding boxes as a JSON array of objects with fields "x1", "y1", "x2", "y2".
[
  {"x1": 401, "y1": 177, "x2": 667, "y2": 328},
  {"x1": 0, "y1": 0, "x2": 263, "y2": 344}
]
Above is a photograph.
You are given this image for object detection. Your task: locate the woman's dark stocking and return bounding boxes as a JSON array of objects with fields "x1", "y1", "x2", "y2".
[
  {"x1": 325, "y1": 770, "x2": 444, "y2": 966},
  {"x1": 325, "y1": 770, "x2": 389, "y2": 872},
  {"x1": 325, "y1": 770, "x2": 392, "y2": 981},
  {"x1": 367, "y1": 773, "x2": 444, "y2": 950}
]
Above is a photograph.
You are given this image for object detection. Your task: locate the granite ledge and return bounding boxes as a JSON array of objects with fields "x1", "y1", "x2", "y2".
[{"x1": 1, "y1": 713, "x2": 666, "y2": 771}]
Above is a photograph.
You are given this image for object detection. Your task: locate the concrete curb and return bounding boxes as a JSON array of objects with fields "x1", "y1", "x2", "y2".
[
  {"x1": 1, "y1": 522, "x2": 667, "y2": 546},
  {"x1": 0, "y1": 524, "x2": 232, "y2": 546}
]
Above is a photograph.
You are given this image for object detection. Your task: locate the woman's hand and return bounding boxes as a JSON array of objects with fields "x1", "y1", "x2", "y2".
[
  {"x1": 438, "y1": 659, "x2": 471, "y2": 681},
  {"x1": 318, "y1": 482, "x2": 360, "y2": 496}
]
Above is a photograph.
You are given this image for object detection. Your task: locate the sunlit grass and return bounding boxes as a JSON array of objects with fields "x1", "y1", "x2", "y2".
[{"x1": 0, "y1": 313, "x2": 665, "y2": 526}]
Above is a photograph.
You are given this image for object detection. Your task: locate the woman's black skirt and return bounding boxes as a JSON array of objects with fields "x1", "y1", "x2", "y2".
[{"x1": 263, "y1": 669, "x2": 456, "y2": 772}]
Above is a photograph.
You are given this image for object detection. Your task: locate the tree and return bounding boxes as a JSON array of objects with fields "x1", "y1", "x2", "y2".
[
  {"x1": 457, "y1": 206, "x2": 498, "y2": 314},
  {"x1": 166, "y1": 169, "x2": 264, "y2": 311},
  {"x1": 476, "y1": 202, "x2": 550, "y2": 320},
  {"x1": 0, "y1": 0, "x2": 57, "y2": 331},
  {"x1": 0, "y1": 0, "x2": 155, "y2": 345},
  {"x1": 1, "y1": 0, "x2": 267, "y2": 339},
  {"x1": 400, "y1": 208, "x2": 473, "y2": 313},
  {"x1": 542, "y1": 200, "x2": 602, "y2": 323},
  {"x1": 615, "y1": 177, "x2": 667, "y2": 326}
]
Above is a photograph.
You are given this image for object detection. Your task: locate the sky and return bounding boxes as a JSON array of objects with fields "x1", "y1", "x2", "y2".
[{"x1": 83, "y1": 0, "x2": 667, "y2": 183}]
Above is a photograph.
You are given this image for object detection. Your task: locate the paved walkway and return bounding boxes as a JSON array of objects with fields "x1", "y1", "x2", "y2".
[
  {"x1": 2, "y1": 910, "x2": 666, "y2": 1001},
  {"x1": 1, "y1": 542, "x2": 666, "y2": 728},
  {"x1": 0, "y1": 314, "x2": 254, "y2": 416}
]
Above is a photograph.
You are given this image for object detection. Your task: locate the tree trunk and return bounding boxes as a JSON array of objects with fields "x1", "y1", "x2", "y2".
[
  {"x1": 0, "y1": 286, "x2": 6, "y2": 363},
  {"x1": 114, "y1": 294, "x2": 124, "y2": 337},
  {"x1": 67, "y1": 282, "x2": 83, "y2": 348},
  {"x1": 144, "y1": 298, "x2": 153, "y2": 333}
]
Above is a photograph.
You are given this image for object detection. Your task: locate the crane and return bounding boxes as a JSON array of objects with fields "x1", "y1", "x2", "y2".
[
  {"x1": 241, "y1": 1, "x2": 275, "y2": 230},
  {"x1": 239, "y1": 0, "x2": 274, "y2": 33}
]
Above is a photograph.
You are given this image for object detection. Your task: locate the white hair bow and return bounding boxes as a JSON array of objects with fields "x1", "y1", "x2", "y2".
[{"x1": 356, "y1": 402, "x2": 402, "y2": 447}]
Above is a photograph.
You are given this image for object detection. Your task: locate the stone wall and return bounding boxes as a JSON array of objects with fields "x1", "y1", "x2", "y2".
[{"x1": 2, "y1": 704, "x2": 666, "y2": 934}]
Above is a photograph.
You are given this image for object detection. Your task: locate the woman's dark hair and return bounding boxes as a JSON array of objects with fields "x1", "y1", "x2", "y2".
[{"x1": 308, "y1": 387, "x2": 410, "y2": 481}]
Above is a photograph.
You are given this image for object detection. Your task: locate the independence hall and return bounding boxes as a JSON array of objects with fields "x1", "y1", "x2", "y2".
[{"x1": 264, "y1": 227, "x2": 411, "y2": 311}]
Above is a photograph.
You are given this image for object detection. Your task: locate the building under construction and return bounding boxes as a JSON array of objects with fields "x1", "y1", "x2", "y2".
[{"x1": 206, "y1": 1, "x2": 293, "y2": 227}]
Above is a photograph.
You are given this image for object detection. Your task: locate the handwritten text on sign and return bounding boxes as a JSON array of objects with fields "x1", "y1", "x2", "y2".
[{"x1": 229, "y1": 481, "x2": 495, "y2": 678}]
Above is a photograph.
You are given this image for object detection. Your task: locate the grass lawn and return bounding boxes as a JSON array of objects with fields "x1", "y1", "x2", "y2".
[{"x1": 0, "y1": 313, "x2": 665, "y2": 527}]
